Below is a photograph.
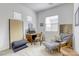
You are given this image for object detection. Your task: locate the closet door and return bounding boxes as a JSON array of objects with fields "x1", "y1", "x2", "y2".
[{"x1": 9, "y1": 19, "x2": 23, "y2": 43}]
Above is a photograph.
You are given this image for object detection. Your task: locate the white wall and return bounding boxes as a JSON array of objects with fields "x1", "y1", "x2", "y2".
[
  {"x1": 73, "y1": 3, "x2": 79, "y2": 53},
  {"x1": 37, "y1": 4, "x2": 73, "y2": 41},
  {"x1": 0, "y1": 3, "x2": 37, "y2": 51}
]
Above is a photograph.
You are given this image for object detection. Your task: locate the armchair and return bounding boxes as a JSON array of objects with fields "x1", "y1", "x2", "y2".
[
  {"x1": 43, "y1": 40, "x2": 59, "y2": 53},
  {"x1": 43, "y1": 33, "x2": 72, "y2": 53}
]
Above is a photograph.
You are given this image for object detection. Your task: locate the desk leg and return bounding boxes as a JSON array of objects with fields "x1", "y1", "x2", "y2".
[
  {"x1": 31, "y1": 36, "x2": 33, "y2": 45},
  {"x1": 31, "y1": 39, "x2": 33, "y2": 45},
  {"x1": 31, "y1": 42, "x2": 32, "y2": 45}
]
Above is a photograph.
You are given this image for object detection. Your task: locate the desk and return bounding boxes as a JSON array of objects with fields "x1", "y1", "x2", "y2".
[{"x1": 26, "y1": 33, "x2": 37, "y2": 45}]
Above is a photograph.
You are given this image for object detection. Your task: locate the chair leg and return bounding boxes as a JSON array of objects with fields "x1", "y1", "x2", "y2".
[
  {"x1": 49, "y1": 50, "x2": 52, "y2": 53},
  {"x1": 40, "y1": 41, "x2": 41, "y2": 45},
  {"x1": 40, "y1": 40, "x2": 42, "y2": 46},
  {"x1": 31, "y1": 42, "x2": 32, "y2": 45},
  {"x1": 58, "y1": 46, "x2": 60, "y2": 52},
  {"x1": 34, "y1": 42, "x2": 35, "y2": 45},
  {"x1": 33, "y1": 40, "x2": 36, "y2": 45}
]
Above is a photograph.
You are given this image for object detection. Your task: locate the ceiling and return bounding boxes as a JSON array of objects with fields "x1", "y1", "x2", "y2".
[{"x1": 20, "y1": 3, "x2": 63, "y2": 12}]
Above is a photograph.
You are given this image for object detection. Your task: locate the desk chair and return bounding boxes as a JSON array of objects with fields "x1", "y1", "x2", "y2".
[{"x1": 34, "y1": 32, "x2": 43, "y2": 45}]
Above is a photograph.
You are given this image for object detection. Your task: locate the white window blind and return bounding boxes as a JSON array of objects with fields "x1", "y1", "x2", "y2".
[{"x1": 45, "y1": 15, "x2": 58, "y2": 31}]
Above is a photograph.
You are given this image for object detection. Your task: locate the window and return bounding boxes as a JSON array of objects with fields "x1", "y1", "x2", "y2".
[
  {"x1": 26, "y1": 16, "x2": 32, "y2": 24},
  {"x1": 26, "y1": 16, "x2": 33, "y2": 28},
  {"x1": 24, "y1": 16, "x2": 33, "y2": 30},
  {"x1": 14, "y1": 12, "x2": 22, "y2": 20},
  {"x1": 45, "y1": 15, "x2": 58, "y2": 31}
]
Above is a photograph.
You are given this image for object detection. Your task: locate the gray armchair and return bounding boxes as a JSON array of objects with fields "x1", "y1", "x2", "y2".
[
  {"x1": 43, "y1": 33, "x2": 72, "y2": 53},
  {"x1": 43, "y1": 40, "x2": 59, "y2": 52}
]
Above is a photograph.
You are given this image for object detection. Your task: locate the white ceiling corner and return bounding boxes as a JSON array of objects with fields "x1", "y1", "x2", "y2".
[{"x1": 20, "y1": 3, "x2": 63, "y2": 12}]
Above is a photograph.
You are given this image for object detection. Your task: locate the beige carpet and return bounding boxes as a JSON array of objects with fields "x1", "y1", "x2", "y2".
[{"x1": 2, "y1": 43, "x2": 62, "y2": 56}]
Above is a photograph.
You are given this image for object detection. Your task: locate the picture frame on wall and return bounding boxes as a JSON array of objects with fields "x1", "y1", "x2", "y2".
[
  {"x1": 40, "y1": 23, "x2": 44, "y2": 27},
  {"x1": 75, "y1": 7, "x2": 79, "y2": 26}
]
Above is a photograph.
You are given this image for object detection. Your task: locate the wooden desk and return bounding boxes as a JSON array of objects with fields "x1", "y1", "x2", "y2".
[{"x1": 26, "y1": 33, "x2": 37, "y2": 45}]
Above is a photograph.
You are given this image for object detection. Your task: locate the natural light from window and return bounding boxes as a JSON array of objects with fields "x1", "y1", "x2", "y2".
[
  {"x1": 45, "y1": 15, "x2": 58, "y2": 31},
  {"x1": 14, "y1": 12, "x2": 22, "y2": 20}
]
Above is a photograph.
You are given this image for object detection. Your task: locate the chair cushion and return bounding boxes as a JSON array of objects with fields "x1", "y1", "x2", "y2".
[
  {"x1": 13, "y1": 44, "x2": 28, "y2": 52},
  {"x1": 12, "y1": 40, "x2": 27, "y2": 49},
  {"x1": 60, "y1": 33, "x2": 68, "y2": 41},
  {"x1": 43, "y1": 42, "x2": 59, "y2": 50}
]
